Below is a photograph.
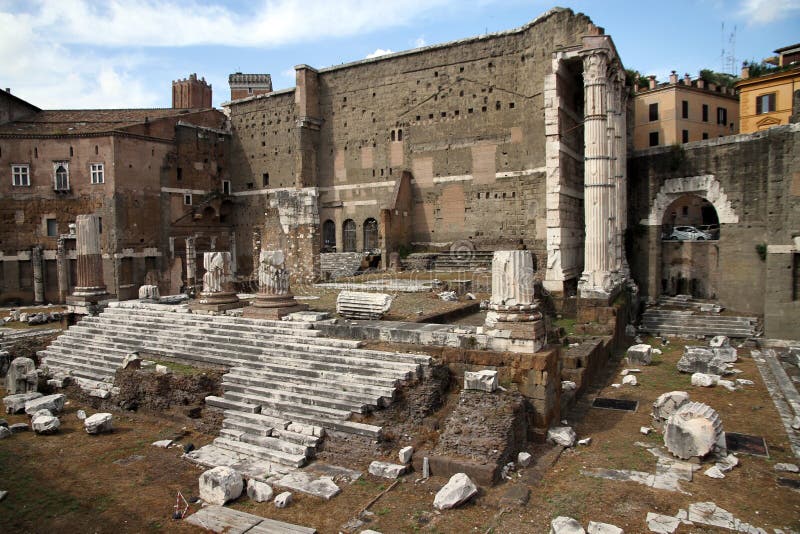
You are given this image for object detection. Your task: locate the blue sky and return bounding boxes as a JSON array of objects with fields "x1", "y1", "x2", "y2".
[{"x1": 1, "y1": 0, "x2": 798, "y2": 109}]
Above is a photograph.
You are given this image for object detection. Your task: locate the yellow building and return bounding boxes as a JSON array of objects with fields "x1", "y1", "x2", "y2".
[
  {"x1": 632, "y1": 72, "x2": 739, "y2": 150},
  {"x1": 736, "y1": 44, "x2": 800, "y2": 133}
]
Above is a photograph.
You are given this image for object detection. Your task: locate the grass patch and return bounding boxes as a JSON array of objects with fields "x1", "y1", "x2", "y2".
[
  {"x1": 150, "y1": 358, "x2": 207, "y2": 376},
  {"x1": 554, "y1": 317, "x2": 577, "y2": 334}
]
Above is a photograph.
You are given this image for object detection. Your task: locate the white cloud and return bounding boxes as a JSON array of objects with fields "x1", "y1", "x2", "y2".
[
  {"x1": 414, "y1": 36, "x2": 427, "y2": 48},
  {"x1": 738, "y1": 0, "x2": 800, "y2": 24},
  {"x1": 366, "y1": 48, "x2": 393, "y2": 59},
  {"x1": 6, "y1": 0, "x2": 455, "y2": 48}
]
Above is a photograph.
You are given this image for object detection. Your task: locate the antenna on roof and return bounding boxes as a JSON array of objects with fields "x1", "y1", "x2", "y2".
[{"x1": 720, "y1": 22, "x2": 737, "y2": 75}]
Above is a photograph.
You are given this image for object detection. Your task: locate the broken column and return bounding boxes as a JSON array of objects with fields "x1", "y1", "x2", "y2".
[
  {"x1": 484, "y1": 251, "x2": 545, "y2": 351},
  {"x1": 31, "y1": 245, "x2": 44, "y2": 304},
  {"x1": 66, "y1": 214, "x2": 112, "y2": 307},
  {"x1": 243, "y1": 250, "x2": 307, "y2": 319},
  {"x1": 189, "y1": 251, "x2": 243, "y2": 312},
  {"x1": 664, "y1": 401, "x2": 725, "y2": 460},
  {"x1": 185, "y1": 236, "x2": 197, "y2": 288}
]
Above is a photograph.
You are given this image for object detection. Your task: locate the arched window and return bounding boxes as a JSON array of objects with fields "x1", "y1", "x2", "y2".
[
  {"x1": 342, "y1": 219, "x2": 357, "y2": 252},
  {"x1": 54, "y1": 164, "x2": 69, "y2": 191},
  {"x1": 322, "y1": 219, "x2": 336, "y2": 251},
  {"x1": 363, "y1": 218, "x2": 379, "y2": 251}
]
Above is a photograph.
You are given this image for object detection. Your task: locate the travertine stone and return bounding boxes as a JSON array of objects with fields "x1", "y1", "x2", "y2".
[
  {"x1": 625, "y1": 344, "x2": 652, "y2": 365},
  {"x1": 433, "y1": 473, "x2": 478, "y2": 510},
  {"x1": 368, "y1": 461, "x2": 407, "y2": 479},
  {"x1": 84, "y1": 413, "x2": 113, "y2": 434},
  {"x1": 71, "y1": 214, "x2": 109, "y2": 300},
  {"x1": 199, "y1": 466, "x2": 243, "y2": 505},
  {"x1": 32, "y1": 414, "x2": 60, "y2": 434},
  {"x1": 5, "y1": 357, "x2": 37, "y2": 394},
  {"x1": 24, "y1": 394, "x2": 66, "y2": 415},
  {"x1": 3, "y1": 391, "x2": 42, "y2": 414},
  {"x1": 464, "y1": 370, "x2": 498, "y2": 392},
  {"x1": 246, "y1": 479, "x2": 274, "y2": 502},
  {"x1": 550, "y1": 516, "x2": 586, "y2": 534}
]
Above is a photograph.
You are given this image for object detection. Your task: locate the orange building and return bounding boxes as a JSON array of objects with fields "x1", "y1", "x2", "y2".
[
  {"x1": 632, "y1": 71, "x2": 738, "y2": 150},
  {"x1": 735, "y1": 43, "x2": 800, "y2": 133}
]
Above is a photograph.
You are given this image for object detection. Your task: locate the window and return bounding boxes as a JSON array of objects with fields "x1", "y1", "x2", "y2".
[
  {"x1": 54, "y1": 163, "x2": 69, "y2": 191},
  {"x1": 649, "y1": 131, "x2": 659, "y2": 147},
  {"x1": 98, "y1": 217, "x2": 102, "y2": 234},
  {"x1": 682, "y1": 130, "x2": 689, "y2": 143},
  {"x1": 90, "y1": 163, "x2": 104, "y2": 184},
  {"x1": 702, "y1": 132, "x2": 709, "y2": 140},
  {"x1": 702, "y1": 104, "x2": 709, "y2": 122},
  {"x1": 756, "y1": 93, "x2": 776, "y2": 114},
  {"x1": 46, "y1": 218, "x2": 58, "y2": 237},
  {"x1": 717, "y1": 107, "x2": 727, "y2": 126},
  {"x1": 681, "y1": 100, "x2": 689, "y2": 119},
  {"x1": 363, "y1": 218, "x2": 379, "y2": 251},
  {"x1": 262, "y1": 173, "x2": 269, "y2": 187},
  {"x1": 322, "y1": 219, "x2": 336, "y2": 251},
  {"x1": 176, "y1": 167, "x2": 183, "y2": 181},
  {"x1": 793, "y1": 254, "x2": 800, "y2": 301},
  {"x1": 222, "y1": 180, "x2": 231, "y2": 195},
  {"x1": 342, "y1": 219, "x2": 357, "y2": 252},
  {"x1": 649, "y1": 103, "x2": 658, "y2": 121},
  {"x1": 184, "y1": 194, "x2": 192, "y2": 205},
  {"x1": 11, "y1": 164, "x2": 30, "y2": 186}
]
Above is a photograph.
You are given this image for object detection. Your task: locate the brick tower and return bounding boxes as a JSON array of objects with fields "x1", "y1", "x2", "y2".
[
  {"x1": 228, "y1": 73, "x2": 273, "y2": 101},
  {"x1": 172, "y1": 73, "x2": 212, "y2": 109}
]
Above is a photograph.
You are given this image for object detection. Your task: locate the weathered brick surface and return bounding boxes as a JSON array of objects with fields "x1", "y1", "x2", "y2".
[{"x1": 628, "y1": 124, "x2": 800, "y2": 339}]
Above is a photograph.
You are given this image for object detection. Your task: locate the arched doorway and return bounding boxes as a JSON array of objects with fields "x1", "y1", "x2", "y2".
[
  {"x1": 342, "y1": 219, "x2": 356, "y2": 252},
  {"x1": 322, "y1": 219, "x2": 336, "y2": 252},
  {"x1": 363, "y1": 218, "x2": 379, "y2": 251},
  {"x1": 660, "y1": 194, "x2": 720, "y2": 298}
]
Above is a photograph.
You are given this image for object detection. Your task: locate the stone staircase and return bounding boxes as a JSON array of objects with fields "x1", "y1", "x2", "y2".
[
  {"x1": 640, "y1": 308, "x2": 759, "y2": 338},
  {"x1": 38, "y1": 302, "x2": 431, "y2": 479},
  {"x1": 0, "y1": 328, "x2": 62, "y2": 351},
  {"x1": 432, "y1": 250, "x2": 494, "y2": 271}
]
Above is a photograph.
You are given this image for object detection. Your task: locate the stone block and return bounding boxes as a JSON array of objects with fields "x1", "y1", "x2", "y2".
[
  {"x1": 138, "y1": 285, "x2": 160, "y2": 301},
  {"x1": 3, "y1": 392, "x2": 42, "y2": 414},
  {"x1": 464, "y1": 370, "x2": 498, "y2": 392},
  {"x1": 587, "y1": 522, "x2": 623, "y2": 534},
  {"x1": 199, "y1": 466, "x2": 243, "y2": 505},
  {"x1": 274, "y1": 491, "x2": 292, "y2": 508},
  {"x1": 517, "y1": 452, "x2": 532, "y2": 467},
  {"x1": 6, "y1": 357, "x2": 37, "y2": 394},
  {"x1": 652, "y1": 391, "x2": 690, "y2": 422},
  {"x1": 664, "y1": 401, "x2": 724, "y2": 460},
  {"x1": 709, "y1": 335, "x2": 729, "y2": 348},
  {"x1": 24, "y1": 394, "x2": 66, "y2": 416},
  {"x1": 625, "y1": 344, "x2": 652, "y2": 365},
  {"x1": 398, "y1": 446, "x2": 413, "y2": 464},
  {"x1": 677, "y1": 347, "x2": 731, "y2": 375},
  {"x1": 368, "y1": 461, "x2": 407, "y2": 479},
  {"x1": 247, "y1": 479, "x2": 274, "y2": 502},
  {"x1": 32, "y1": 414, "x2": 60, "y2": 434},
  {"x1": 691, "y1": 373, "x2": 719, "y2": 387},
  {"x1": 433, "y1": 473, "x2": 478, "y2": 510},
  {"x1": 550, "y1": 516, "x2": 586, "y2": 533},
  {"x1": 547, "y1": 426, "x2": 576, "y2": 447},
  {"x1": 84, "y1": 413, "x2": 113, "y2": 434}
]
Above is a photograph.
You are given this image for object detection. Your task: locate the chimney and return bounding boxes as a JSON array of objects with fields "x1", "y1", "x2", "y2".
[
  {"x1": 669, "y1": 70, "x2": 678, "y2": 84},
  {"x1": 741, "y1": 64, "x2": 750, "y2": 80},
  {"x1": 683, "y1": 73, "x2": 691, "y2": 85},
  {"x1": 648, "y1": 75, "x2": 657, "y2": 89},
  {"x1": 708, "y1": 82, "x2": 717, "y2": 92},
  {"x1": 697, "y1": 78, "x2": 705, "y2": 89},
  {"x1": 4, "y1": 88, "x2": 9, "y2": 93}
]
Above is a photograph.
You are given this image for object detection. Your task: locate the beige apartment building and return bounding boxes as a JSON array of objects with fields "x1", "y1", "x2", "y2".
[
  {"x1": 736, "y1": 43, "x2": 800, "y2": 133},
  {"x1": 632, "y1": 72, "x2": 739, "y2": 150}
]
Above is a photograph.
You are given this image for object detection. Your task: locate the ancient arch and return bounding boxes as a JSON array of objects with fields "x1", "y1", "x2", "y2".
[
  {"x1": 342, "y1": 219, "x2": 356, "y2": 252},
  {"x1": 643, "y1": 174, "x2": 738, "y2": 227},
  {"x1": 363, "y1": 218, "x2": 379, "y2": 251},
  {"x1": 322, "y1": 219, "x2": 336, "y2": 251}
]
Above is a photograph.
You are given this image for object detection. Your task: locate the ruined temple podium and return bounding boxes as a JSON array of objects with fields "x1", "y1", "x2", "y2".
[{"x1": 243, "y1": 250, "x2": 307, "y2": 320}]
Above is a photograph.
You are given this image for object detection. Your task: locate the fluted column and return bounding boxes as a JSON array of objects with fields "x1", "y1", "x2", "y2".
[
  {"x1": 578, "y1": 50, "x2": 614, "y2": 298},
  {"x1": 252, "y1": 250, "x2": 299, "y2": 308},
  {"x1": 185, "y1": 236, "x2": 196, "y2": 286},
  {"x1": 31, "y1": 246, "x2": 44, "y2": 304},
  {"x1": 198, "y1": 251, "x2": 238, "y2": 304},
  {"x1": 614, "y1": 72, "x2": 630, "y2": 277},
  {"x1": 485, "y1": 250, "x2": 542, "y2": 327},
  {"x1": 71, "y1": 214, "x2": 109, "y2": 299}
]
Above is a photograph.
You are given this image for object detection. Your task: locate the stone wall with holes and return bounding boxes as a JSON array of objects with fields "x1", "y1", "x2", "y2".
[
  {"x1": 629, "y1": 123, "x2": 800, "y2": 339},
  {"x1": 225, "y1": 8, "x2": 592, "y2": 279}
]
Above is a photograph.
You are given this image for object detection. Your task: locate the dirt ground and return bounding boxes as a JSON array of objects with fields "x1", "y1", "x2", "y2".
[
  {"x1": 293, "y1": 270, "x2": 491, "y2": 322},
  {"x1": 1, "y1": 336, "x2": 799, "y2": 533}
]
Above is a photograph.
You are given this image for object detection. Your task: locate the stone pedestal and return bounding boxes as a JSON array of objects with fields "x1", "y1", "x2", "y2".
[
  {"x1": 190, "y1": 251, "x2": 244, "y2": 312},
  {"x1": 243, "y1": 250, "x2": 306, "y2": 319},
  {"x1": 485, "y1": 251, "x2": 543, "y2": 328},
  {"x1": 66, "y1": 214, "x2": 114, "y2": 309}
]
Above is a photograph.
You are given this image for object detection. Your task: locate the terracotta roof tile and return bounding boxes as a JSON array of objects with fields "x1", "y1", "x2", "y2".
[{"x1": 0, "y1": 108, "x2": 208, "y2": 135}]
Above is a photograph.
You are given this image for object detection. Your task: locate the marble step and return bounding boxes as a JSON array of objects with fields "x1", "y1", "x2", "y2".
[
  {"x1": 212, "y1": 436, "x2": 307, "y2": 468},
  {"x1": 205, "y1": 395, "x2": 261, "y2": 413},
  {"x1": 104, "y1": 306, "x2": 315, "y2": 330},
  {"x1": 228, "y1": 366, "x2": 397, "y2": 398},
  {"x1": 222, "y1": 389, "x2": 352, "y2": 421},
  {"x1": 221, "y1": 381, "x2": 370, "y2": 415}
]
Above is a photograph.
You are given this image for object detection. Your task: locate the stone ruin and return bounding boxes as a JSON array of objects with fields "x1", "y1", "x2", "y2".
[
  {"x1": 5, "y1": 357, "x2": 37, "y2": 395},
  {"x1": 243, "y1": 249, "x2": 307, "y2": 319}
]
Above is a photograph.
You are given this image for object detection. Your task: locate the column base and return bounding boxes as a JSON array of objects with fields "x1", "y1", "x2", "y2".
[
  {"x1": 189, "y1": 300, "x2": 247, "y2": 313},
  {"x1": 197, "y1": 291, "x2": 240, "y2": 305},
  {"x1": 578, "y1": 271, "x2": 625, "y2": 303},
  {"x1": 243, "y1": 303, "x2": 309, "y2": 320}
]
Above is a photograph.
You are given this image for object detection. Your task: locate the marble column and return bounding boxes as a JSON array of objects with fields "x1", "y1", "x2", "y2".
[
  {"x1": 71, "y1": 214, "x2": 109, "y2": 300},
  {"x1": 198, "y1": 251, "x2": 238, "y2": 305},
  {"x1": 185, "y1": 236, "x2": 196, "y2": 287},
  {"x1": 31, "y1": 246, "x2": 44, "y2": 304},
  {"x1": 485, "y1": 250, "x2": 542, "y2": 327},
  {"x1": 578, "y1": 50, "x2": 615, "y2": 299},
  {"x1": 56, "y1": 235, "x2": 69, "y2": 302},
  {"x1": 252, "y1": 250, "x2": 299, "y2": 308},
  {"x1": 613, "y1": 72, "x2": 630, "y2": 278}
]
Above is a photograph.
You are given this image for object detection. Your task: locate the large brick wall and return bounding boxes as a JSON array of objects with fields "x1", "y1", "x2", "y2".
[
  {"x1": 628, "y1": 124, "x2": 800, "y2": 339},
  {"x1": 226, "y1": 8, "x2": 593, "y2": 282}
]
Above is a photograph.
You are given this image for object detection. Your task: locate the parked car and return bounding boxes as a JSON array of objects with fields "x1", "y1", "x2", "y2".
[{"x1": 666, "y1": 226, "x2": 713, "y2": 241}]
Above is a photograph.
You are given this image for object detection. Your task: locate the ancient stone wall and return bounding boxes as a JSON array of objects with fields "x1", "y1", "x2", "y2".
[
  {"x1": 628, "y1": 124, "x2": 800, "y2": 338},
  {"x1": 226, "y1": 8, "x2": 593, "y2": 282}
]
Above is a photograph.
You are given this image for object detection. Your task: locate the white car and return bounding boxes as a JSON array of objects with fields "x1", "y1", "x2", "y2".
[{"x1": 666, "y1": 226, "x2": 712, "y2": 241}]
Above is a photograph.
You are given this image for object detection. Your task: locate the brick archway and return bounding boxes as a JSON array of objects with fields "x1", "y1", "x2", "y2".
[{"x1": 642, "y1": 174, "x2": 738, "y2": 227}]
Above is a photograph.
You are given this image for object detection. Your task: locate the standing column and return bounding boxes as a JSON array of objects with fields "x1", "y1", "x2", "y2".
[
  {"x1": 247, "y1": 249, "x2": 306, "y2": 317},
  {"x1": 579, "y1": 51, "x2": 614, "y2": 298},
  {"x1": 31, "y1": 246, "x2": 44, "y2": 304},
  {"x1": 185, "y1": 236, "x2": 196, "y2": 287},
  {"x1": 614, "y1": 72, "x2": 630, "y2": 277},
  {"x1": 197, "y1": 251, "x2": 239, "y2": 305},
  {"x1": 71, "y1": 214, "x2": 109, "y2": 300},
  {"x1": 56, "y1": 235, "x2": 69, "y2": 302}
]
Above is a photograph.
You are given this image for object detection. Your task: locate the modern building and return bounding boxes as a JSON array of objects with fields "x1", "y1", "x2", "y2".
[
  {"x1": 631, "y1": 71, "x2": 739, "y2": 150},
  {"x1": 0, "y1": 81, "x2": 230, "y2": 304},
  {"x1": 736, "y1": 44, "x2": 800, "y2": 133}
]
